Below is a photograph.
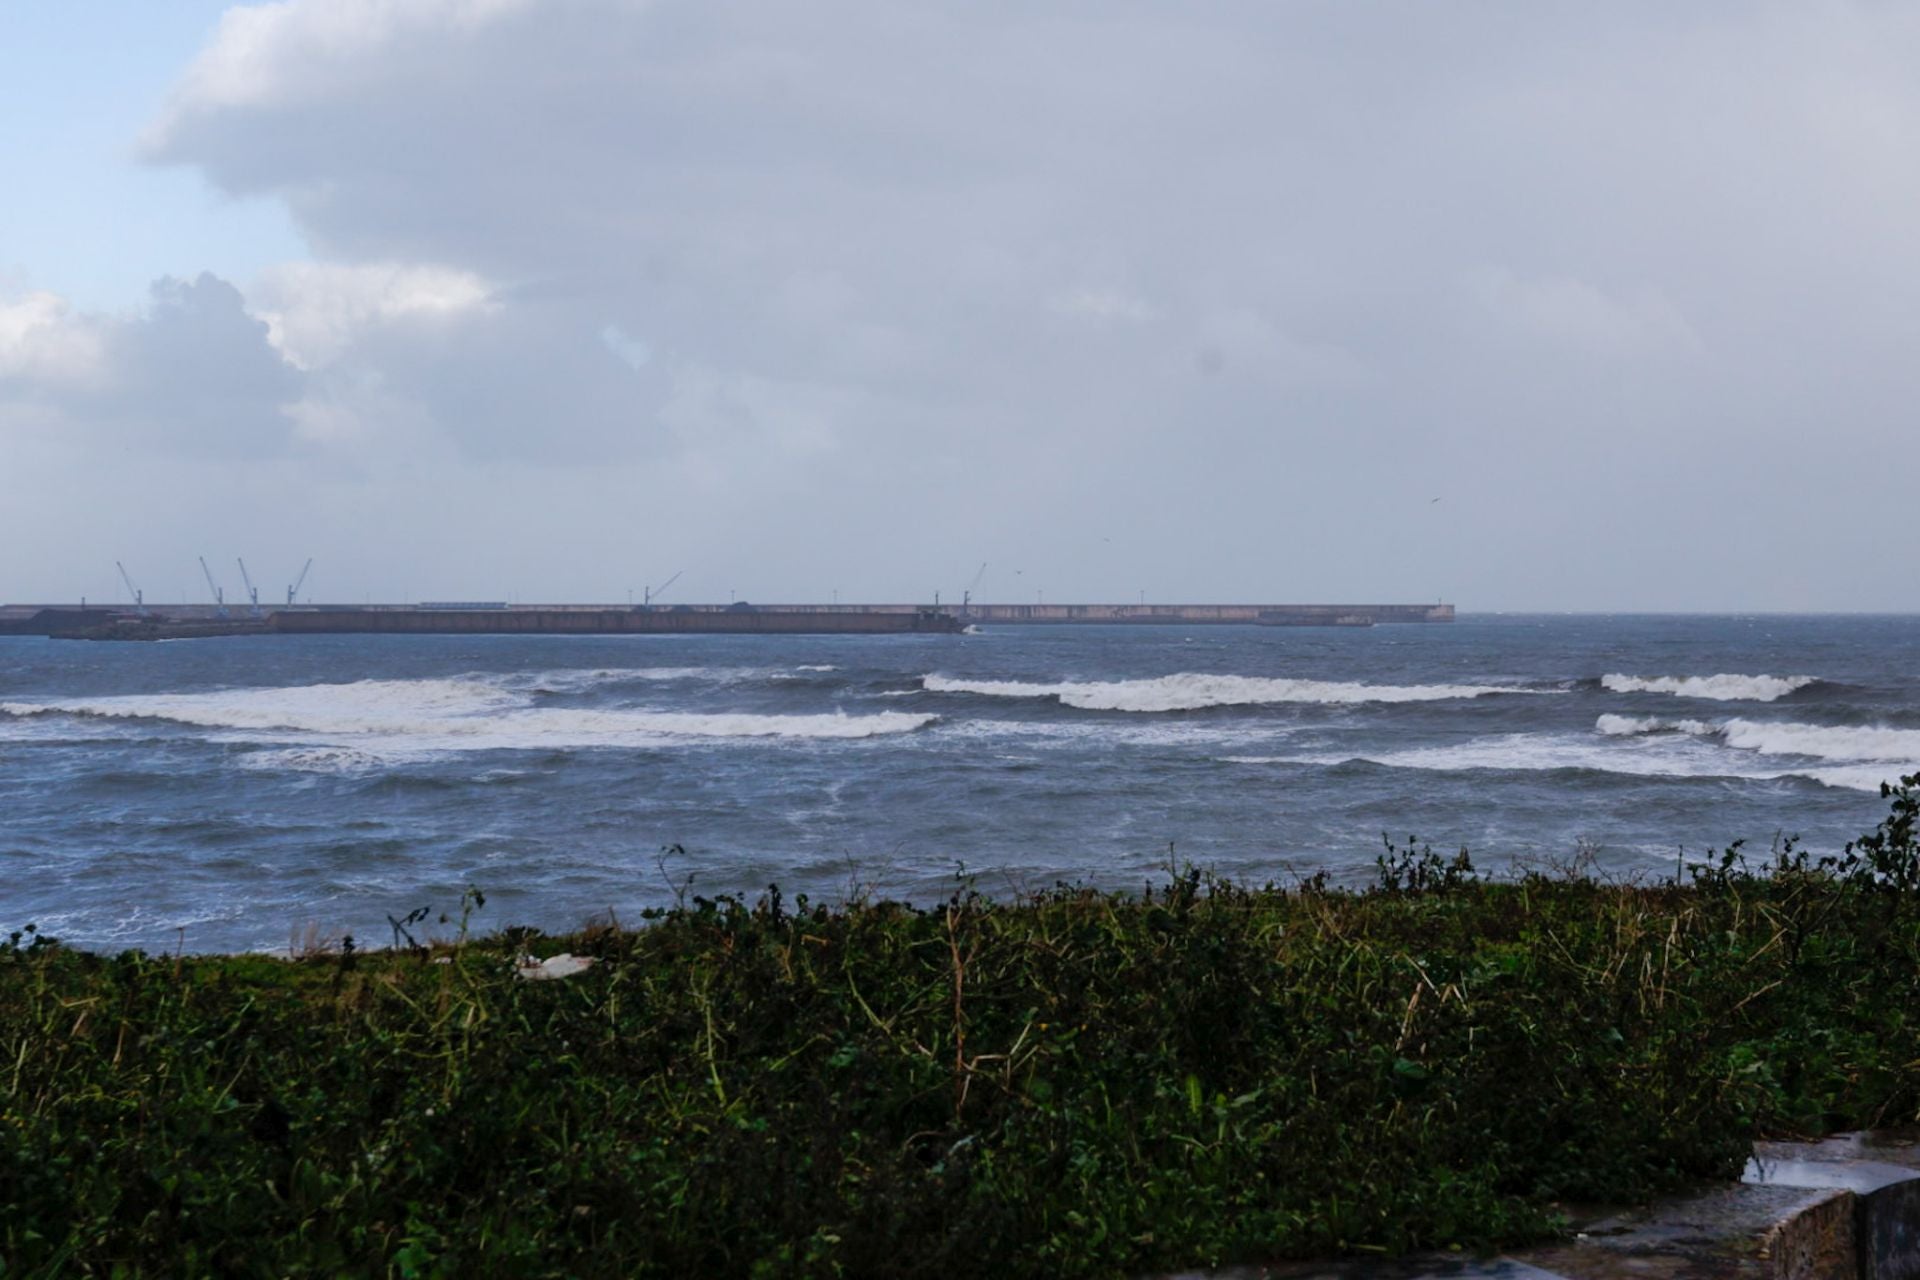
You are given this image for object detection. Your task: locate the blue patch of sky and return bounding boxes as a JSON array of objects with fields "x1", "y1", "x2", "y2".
[
  {"x1": 600, "y1": 325, "x2": 652, "y2": 371},
  {"x1": 0, "y1": 1, "x2": 304, "y2": 311}
]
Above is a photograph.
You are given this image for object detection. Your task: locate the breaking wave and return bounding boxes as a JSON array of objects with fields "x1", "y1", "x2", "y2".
[
  {"x1": 1800, "y1": 766, "x2": 1916, "y2": 793},
  {"x1": 1215, "y1": 715, "x2": 1920, "y2": 793},
  {"x1": 0, "y1": 678, "x2": 936, "y2": 754},
  {"x1": 1600, "y1": 673, "x2": 1821, "y2": 702},
  {"x1": 519, "y1": 666, "x2": 774, "y2": 693},
  {"x1": 519, "y1": 664, "x2": 846, "y2": 694},
  {"x1": 1595, "y1": 714, "x2": 1920, "y2": 791},
  {"x1": 920, "y1": 672, "x2": 1523, "y2": 712},
  {"x1": 1597, "y1": 714, "x2": 1920, "y2": 763},
  {"x1": 1594, "y1": 714, "x2": 1717, "y2": 738},
  {"x1": 1238, "y1": 734, "x2": 1770, "y2": 782},
  {"x1": 2, "y1": 679, "x2": 515, "y2": 736}
]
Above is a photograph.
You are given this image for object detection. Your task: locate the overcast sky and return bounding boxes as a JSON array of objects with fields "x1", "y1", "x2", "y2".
[{"x1": 4, "y1": 1, "x2": 1918, "y2": 611}]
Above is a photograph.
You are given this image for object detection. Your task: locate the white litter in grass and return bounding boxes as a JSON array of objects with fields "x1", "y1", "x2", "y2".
[{"x1": 515, "y1": 952, "x2": 595, "y2": 981}]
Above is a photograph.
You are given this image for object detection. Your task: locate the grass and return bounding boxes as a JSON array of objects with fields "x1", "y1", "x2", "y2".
[{"x1": 3, "y1": 776, "x2": 1919, "y2": 1278}]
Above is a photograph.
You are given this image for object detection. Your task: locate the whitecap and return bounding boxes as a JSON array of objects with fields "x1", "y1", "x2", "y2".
[
  {"x1": 1277, "y1": 734, "x2": 1762, "y2": 782},
  {"x1": 1597, "y1": 713, "x2": 1920, "y2": 764},
  {"x1": 1230, "y1": 725, "x2": 1912, "y2": 792},
  {"x1": 1595, "y1": 714, "x2": 1718, "y2": 738},
  {"x1": 518, "y1": 666, "x2": 767, "y2": 693},
  {"x1": 1593, "y1": 714, "x2": 1920, "y2": 791},
  {"x1": 1601, "y1": 673, "x2": 1820, "y2": 702},
  {"x1": 921, "y1": 672, "x2": 1524, "y2": 712},
  {"x1": 1717, "y1": 718, "x2": 1920, "y2": 763},
  {"x1": 3, "y1": 678, "x2": 519, "y2": 736},
  {"x1": 238, "y1": 746, "x2": 390, "y2": 775},
  {"x1": 939, "y1": 718, "x2": 1282, "y2": 749},
  {"x1": 3, "y1": 677, "x2": 939, "y2": 754}
]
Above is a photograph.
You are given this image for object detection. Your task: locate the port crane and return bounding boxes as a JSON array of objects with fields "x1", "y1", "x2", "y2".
[
  {"x1": 286, "y1": 559, "x2": 312, "y2": 606},
  {"x1": 235, "y1": 559, "x2": 264, "y2": 618},
  {"x1": 643, "y1": 570, "x2": 682, "y2": 608},
  {"x1": 961, "y1": 561, "x2": 987, "y2": 614},
  {"x1": 115, "y1": 562, "x2": 148, "y2": 616},
  {"x1": 198, "y1": 557, "x2": 229, "y2": 618}
]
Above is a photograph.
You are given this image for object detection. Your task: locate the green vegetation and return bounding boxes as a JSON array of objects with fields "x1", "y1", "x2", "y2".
[{"x1": 5, "y1": 777, "x2": 1920, "y2": 1278}]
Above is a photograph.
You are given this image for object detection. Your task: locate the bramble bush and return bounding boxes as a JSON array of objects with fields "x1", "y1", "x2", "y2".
[{"x1": 3, "y1": 775, "x2": 1918, "y2": 1278}]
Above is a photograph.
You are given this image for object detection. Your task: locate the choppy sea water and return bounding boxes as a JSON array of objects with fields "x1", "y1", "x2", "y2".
[{"x1": 2, "y1": 614, "x2": 1917, "y2": 952}]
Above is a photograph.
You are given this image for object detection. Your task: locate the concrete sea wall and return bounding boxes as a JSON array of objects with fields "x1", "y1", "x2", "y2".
[{"x1": 1, "y1": 601, "x2": 1456, "y2": 637}]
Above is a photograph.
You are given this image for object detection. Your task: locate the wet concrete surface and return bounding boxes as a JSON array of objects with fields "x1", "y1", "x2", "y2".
[
  {"x1": 1524, "y1": 1182, "x2": 1855, "y2": 1278},
  {"x1": 1151, "y1": 1132, "x2": 1920, "y2": 1280},
  {"x1": 1161, "y1": 1262, "x2": 1566, "y2": 1280},
  {"x1": 1746, "y1": 1134, "x2": 1920, "y2": 1280}
]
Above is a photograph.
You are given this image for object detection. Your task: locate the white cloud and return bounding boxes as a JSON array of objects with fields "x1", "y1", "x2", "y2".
[
  {"x1": 252, "y1": 261, "x2": 496, "y2": 368},
  {"x1": 150, "y1": 0, "x2": 541, "y2": 123},
  {"x1": 1, "y1": 275, "x2": 301, "y2": 455},
  {"x1": 0, "y1": 290, "x2": 104, "y2": 386}
]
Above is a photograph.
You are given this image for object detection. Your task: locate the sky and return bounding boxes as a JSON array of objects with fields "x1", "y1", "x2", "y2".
[{"x1": 3, "y1": 0, "x2": 1918, "y2": 611}]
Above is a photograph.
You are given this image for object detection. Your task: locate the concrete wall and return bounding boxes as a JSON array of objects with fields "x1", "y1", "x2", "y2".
[
  {"x1": 950, "y1": 603, "x2": 1453, "y2": 624},
  {"x1": 1, "y1": 601, "x2": 1456, "y2": 634},
  {"x1": 270, "y1": 608, "x2": 961, "y2": 635}
]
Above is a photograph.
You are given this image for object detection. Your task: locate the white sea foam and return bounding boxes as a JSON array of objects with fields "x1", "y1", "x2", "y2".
[
  {"x1": 499, "y1": 710, "x2": 938, "y2": 741},
  {"x1": 1595, "y1": 714, "x2": 1718, "y2": 737},
  {"x1": 794, "y1": 665, "x2": 838, "y2": 673},
  {"x1": 1799, "y1": 766, "x2": 1911, "y2": 793},
  {"x1": 1, "y1": 677, "x2": 937, "y2": 758},
  {"x1": 1718, "y1": 718, "x2": 1920, "y2": 763},
  {"x1": 1595, "y1": 714, "x2": 1920, "y2": 791},
  {"x1": 4, "y1": 679, "x2": 516, "y2": 735},
  {"x1": 1225, "y1": 718, "x2": 1918, "y2": 792},
  {"x1": 937, "y1": 717, "x2": 1284, "y2": 750},
  {"x1": 1600, "y1": 673, "x2": 1819, "y2": 702},
  {"x1": 1597, "y1": 714, "x2": 1920, "y2": 763},
  {"x1": 1267, "y1": 734, "x2": 1766, "y2": 782},
  {"x1": 238, "y1": 746, "x2": 390, "y2": 774},
  {"x1": 921, "y1": 672, "x2": 1520, "y2": 712},
  {"x1": 0, "y1": 709, "x2": 134, "y2": 741},
  {"x1": 518, "y1": 666, "x2": 768, "y2": 693}
]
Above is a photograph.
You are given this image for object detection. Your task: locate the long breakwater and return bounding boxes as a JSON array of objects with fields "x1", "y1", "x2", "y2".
[{"x1": 0, "y1": 601, "x2": 1454, "y2": 638}]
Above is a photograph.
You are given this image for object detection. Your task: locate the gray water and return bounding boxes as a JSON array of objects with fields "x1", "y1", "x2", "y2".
[{"x1": 2, "y1": 613, "x2": 1915, "y2": 951}]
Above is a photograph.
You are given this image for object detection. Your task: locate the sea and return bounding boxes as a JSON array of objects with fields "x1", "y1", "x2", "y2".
[{"x1": 3, "y1": 613, "x2": 1917, "y2": 953}]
